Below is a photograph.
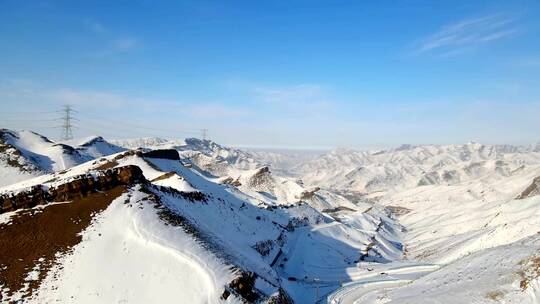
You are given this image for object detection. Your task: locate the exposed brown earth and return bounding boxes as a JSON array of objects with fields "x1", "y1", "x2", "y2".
[
  {"x1": 94, "y1": 160, "x2": 119, "y2": 170},
  {"x1": 518, "y1": 255, "x2": 540, "y2": 291},
  {"x1": 221, "y1": 176, "x2": 242, "y2": 187},
  {"x1": 485, "y1": 290, "x2": 504, "y2": 301},
  {"x1": 151, "y1": 171, "x2": 177, "y2": 182},
  {"x1": 0, "y1": 186, "x2": 126, "y2": 301},
  {"x1": 322, "y1": 206, "x2": 356, "y2": 214},
  {"x1": 0, "y1": 165, "x2": 145, "y2": 300},
  {"x1": 385, "y1": 205, "x2": 412, "y2": 217},
  {"x1": 298, "y1": 187, "x2": 320, "y2": 200}
]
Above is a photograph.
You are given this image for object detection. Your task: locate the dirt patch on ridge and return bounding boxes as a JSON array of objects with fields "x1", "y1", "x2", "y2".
[
  {"x1": 516, "y1": 176, "x2": 540, "y2": 200},
  {"x1": 151, "y1": 171, "x2": 177, "y2": 182},
  {"x1": 518, "y1": 255, "x2": 540, "y2": 291},
  {"x1": 94, "y1": 160, "x2": 119, "y2": 170},
  {"x1": 0, "y1": 186, "x2": 126, "y2": 300}
]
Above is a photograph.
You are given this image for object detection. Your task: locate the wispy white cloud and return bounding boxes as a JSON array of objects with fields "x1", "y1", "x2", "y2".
[{"x1": 415, "y1": 14, "x2": 519, "y2": 56}]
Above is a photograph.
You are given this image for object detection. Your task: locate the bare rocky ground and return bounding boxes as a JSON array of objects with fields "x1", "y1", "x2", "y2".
[{"x1": 0, "y1": 186, "x2": 126, "y2": 300}]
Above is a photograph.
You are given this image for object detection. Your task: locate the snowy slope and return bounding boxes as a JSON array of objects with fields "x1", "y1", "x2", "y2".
[
  {"x1": 375, "y1": 234, "x2": 540, "y2": 304},
  {"x1": 31, "y1": 186, "x2": 237, "y2": 304},
  {"x1": 325, "y1": 149, "x2": 540, "y2": 303},
  {"x1": 0, "y1": 129, "x2": 88, "y2": 187},
  {"x1": 0, "y1": 129, "x2": 126, "y2": 187},
  {"x1": 70, "y1": 136, "x2": 125, "y2": 159},
  {"x1": 0, "y1": 129, "x2": 88, "y2": 171},
  {"x1": 383, "y1": 166, "x2": 540, "y2": 264},
  {"x1": 0, "y1": 130, "x2": 44, "y2": 188}
]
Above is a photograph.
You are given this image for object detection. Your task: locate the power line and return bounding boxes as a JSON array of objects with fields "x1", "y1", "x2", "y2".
[
  {"x1": 59, "y1": 105, "x2": 76, "y2": 141},
  {"x1": 76, "y1": 112, "x2": 203, "y2": 137},
  {"x1": 201, "y1": 128, "x2": 208, "y2": 140},
  {"x1": 2, "y1": 106, "x2": 210, "y2": 141}
]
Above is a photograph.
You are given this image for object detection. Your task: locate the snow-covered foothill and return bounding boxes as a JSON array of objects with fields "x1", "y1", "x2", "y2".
[{"x1": 30, "y1": 187, "x2": 239, "y2": 304}]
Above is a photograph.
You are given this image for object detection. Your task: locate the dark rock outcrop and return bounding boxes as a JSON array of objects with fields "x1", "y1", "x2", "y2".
[
  {"x1": 516, "y1": 176, "x2": 540, "y2": 199},
  {"x1": 222, "y1": 271, "x2": 260, "y2": 303},
  {"x1": 266, "y1": 288, "x2": 294, "y2": 304},
  {"x1": 248, "y1": 167, "x2": 274, "y2": 192},
  {"x1": 142, "y1": 149, "x2": 180, "y2": 160},
  {"x1": 0, "y1": 165, "x2": 145, "y2": 213},
  {"x1": 221, "y1": 176, "x2": 242, "y2": 187},
  {"x1": 79, "y1": 136, "x2": 105, "y2": 147},
  {"x1": 298, "y1": 187, "x2": 320, "y2": 200}
]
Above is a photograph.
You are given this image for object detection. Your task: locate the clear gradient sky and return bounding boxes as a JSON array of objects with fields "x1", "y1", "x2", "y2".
[{"x1": 1, "y1": 0, "x2": 539, "y2": 149}]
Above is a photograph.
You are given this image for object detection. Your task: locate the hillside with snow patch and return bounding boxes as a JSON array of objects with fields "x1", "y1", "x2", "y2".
[{"x1": 0, "y1": 129, "x2": 125, "y2": 187}]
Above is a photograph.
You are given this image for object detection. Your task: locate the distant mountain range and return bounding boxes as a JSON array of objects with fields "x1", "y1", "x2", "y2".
[{"x1": 292, "y1": 142, "x2": 540, "y2": 194}]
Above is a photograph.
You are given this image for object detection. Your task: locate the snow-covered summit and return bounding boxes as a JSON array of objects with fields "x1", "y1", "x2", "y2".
[
  {"x1": 109, "y1": 137, "x2": 171, "y2": 149},
  {"x1": 74, "y1": 136, "x2": 125, "y2": 159},
  {"x1": 0, "y1": 129, "x2": 126, "y2": 187}
]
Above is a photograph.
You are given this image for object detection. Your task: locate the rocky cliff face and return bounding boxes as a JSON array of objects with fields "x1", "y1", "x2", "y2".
[
  {"x1": 247, "y1": 166, "x2": 274, "y2": 192},
  {"x1": 0, "y1": 165, "x2": 145, "y2": 213},
  {"x1": 297, "y1": 187, "x2": 320, "y2": 200},
  {"x1": 517, "y1": 176, "x2": 540, "y2": 199}
]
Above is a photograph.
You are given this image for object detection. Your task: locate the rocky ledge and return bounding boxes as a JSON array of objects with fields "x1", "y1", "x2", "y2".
[{"x1": 0, "y1": 165, "x2": 145, "y2": 213}]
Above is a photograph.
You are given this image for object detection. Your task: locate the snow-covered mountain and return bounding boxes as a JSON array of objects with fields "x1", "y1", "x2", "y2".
[
  {"x1": 109, "y1": 137, "x2": 172, "y2": 149},
  {"x1": 294, "y1": 143, "x2": 540, "y2": 195},
  {"x1": 0, "y1": 147, "x2": 401, "y2": 303},
  {"x1": 70, "y1": 136, "x2": 125, "y2": 159},
  {"x1": 326, "y1": 163, "x2": 540, "y2": 303},
  {"x1": 246, "y1": 148, "x2": 324, "y2": 176},
  {"x1": 1, "y1": 131, "x2": 540, "y2": 303},
  {"x1": 109, "y1": 137, "x2": 357, "y2": 211},
  {"x1": 0, "y1": 129, "x2": 124, "y2": 187},
  {"x1": 173, "y1": 139, "x2": 359, "y2": 211}
]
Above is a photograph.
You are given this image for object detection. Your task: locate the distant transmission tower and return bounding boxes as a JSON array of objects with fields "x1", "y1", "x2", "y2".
[
  {"x1": 60, "y1": 105, "x2": 76, "y2": 141},
  {"x1": 201, "y1": 128, "x2": 208, "y2": 140}
]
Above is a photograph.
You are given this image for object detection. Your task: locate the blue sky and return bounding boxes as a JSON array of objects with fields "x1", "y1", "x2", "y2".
[{"x1": 1, "y1": 0, "x2": 539, "y2": 149}]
